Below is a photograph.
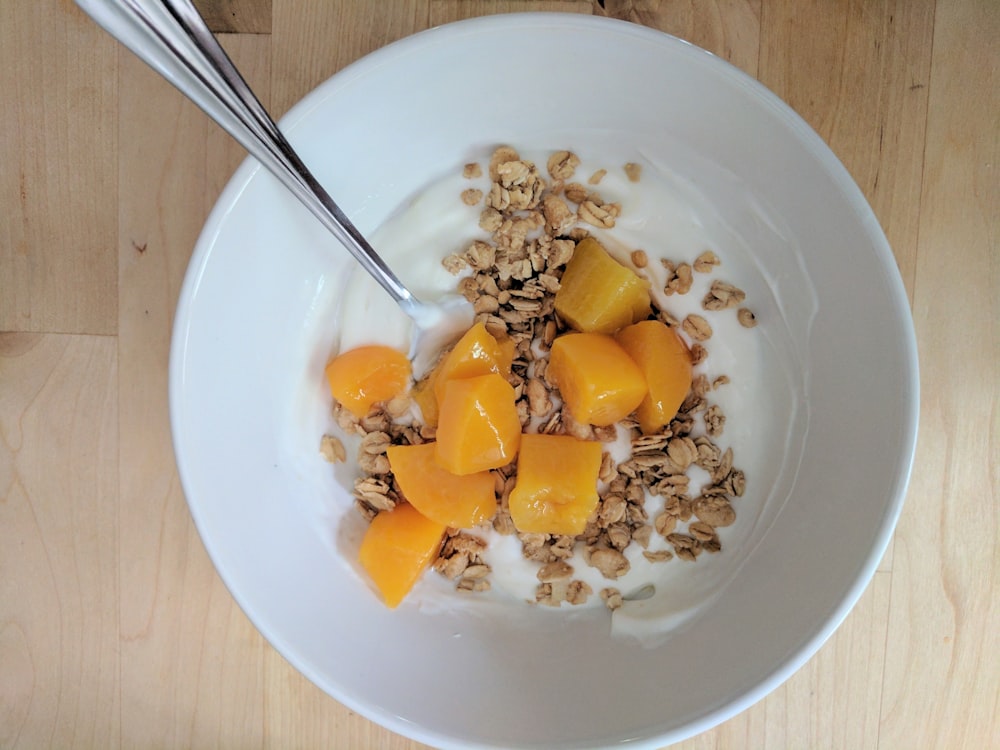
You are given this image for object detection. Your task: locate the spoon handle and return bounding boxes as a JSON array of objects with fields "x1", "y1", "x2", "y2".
[{"x1": 76, "y1": 0, "x2": 419, "y2": 310}]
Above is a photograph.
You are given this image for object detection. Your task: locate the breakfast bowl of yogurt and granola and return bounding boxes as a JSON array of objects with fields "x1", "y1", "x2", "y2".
[{"x1": 169, "y1": 13, "x2": 918, "y2": 750}]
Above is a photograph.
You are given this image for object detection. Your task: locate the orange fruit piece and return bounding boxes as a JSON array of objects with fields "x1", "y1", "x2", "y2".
[
  {"x1": 325, "y1": 345, "x2": 411, "y2": 419},
  {"x1": 358, "y1": 503, "x2": 446, "y2": 608},
  {"x1": 497, "y1": 337, "x2": 517, "y2": 372},
  {"x1": 433, "y1": 322, "x2": 514, "y2": 403},
  {"x1": 615, "y1": 320, "x2": 693, "y2": 434},
  {"x1": 548, "y1": 333, "x2": 648, "y2": 426},
  {"x1": 411, "y1": 323, "x2": 513, "y2": 427},
  {"x1": 554, "y1": 237, "x2": 651, "y2": 334},
  {"x1": 435, "y1": 373, "x2": 522, "y2": 475},
  {"x1": 508, "y1": 433, "x2": 603, "y2": 536},
  {"x1": 411, "y1": 373, "x2": 440, "y2": 426},
  {"x1": 387, "y1": 442, "x2": 496, "y2": 528}
]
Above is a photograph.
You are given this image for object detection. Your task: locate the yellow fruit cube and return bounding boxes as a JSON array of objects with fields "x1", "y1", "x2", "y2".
[
  {"x1": 432, "y1": 322, "x2": 513, "y2": 405},
  {"x1": 508, "y1": 433, "x2": 603, "y2": 536},
  {"x1": 554, "y1": 237, "x2": 651, "y2": 334},
  {"x1": 325, "y1": 345, "x2": 411, "y2": 419},
  {"x1": 435, "y1": 373, "x2": 522, "y2": 474},
  {"x1": 614, "y1": 320, "x2": 692, "y2": 434},
  {"x1": 412, "y1": 323, "x2": 514, "y2": 427},
  {"x1": 387, "y1": 442, "x2": 496, "y2": 528},
  {"x1": 358, "y1": 503, "x2": 446, "y2": 608},
  {"x1": 548, "y1": 333, "x2": 648, "y2": 426}
]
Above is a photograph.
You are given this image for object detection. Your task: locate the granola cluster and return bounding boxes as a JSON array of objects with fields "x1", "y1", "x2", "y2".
[{"x1": 324, "y1": 147, "x2": 755, "y2": 610}]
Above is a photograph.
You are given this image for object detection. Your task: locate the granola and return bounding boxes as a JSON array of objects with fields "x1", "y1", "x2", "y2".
[
  {"x1": 319, "y1": 434, "x2": 346, "y2": 463},
  {"x1": 738, "y1": 307, "x2": 758, "y2": 328}
]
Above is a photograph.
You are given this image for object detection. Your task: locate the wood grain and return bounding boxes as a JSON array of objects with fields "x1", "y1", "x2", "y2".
[
  {"x1": 0, "y1": 1, "x2": 119, "y2": 335},
  {"x1": 758, "y1": 0, "x2": 934, "y2": 306},
  {"x1": 431, "y1": 0, "x2": 593, "y2": 25},
  {"x1": 0, "y1": 332, "x2": 119, "y2": 748},
  {"x1": 878, "y1": 0, "x2": 1000, "y2": 746},
  {"x1": 115, "y1": 35, "x2": 272, "y2": 749},
  {"x1": 598, "y1": 0, "x2": 761, "y2": 76},
  {"x1": 194, "y1": 0, "x2": 273, "y2": 33},
  {"x1": 270, "y1": 0, "x2": 433, "y2": 117},
  {"x1": 0, "y1": 0, "x2": 997, "y2": 748}
]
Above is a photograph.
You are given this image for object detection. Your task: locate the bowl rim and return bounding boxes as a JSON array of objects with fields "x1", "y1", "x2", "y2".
[{"x1": 169, "y1": 12, "x2": 920, "y2": 749}]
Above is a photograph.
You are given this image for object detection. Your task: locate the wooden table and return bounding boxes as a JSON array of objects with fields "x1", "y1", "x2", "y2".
[{"x1": 2, "y1": 1, "x2": 996, "y2": 748}]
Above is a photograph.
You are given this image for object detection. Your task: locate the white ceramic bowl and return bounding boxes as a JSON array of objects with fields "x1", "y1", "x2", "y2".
[{"x1": 169, "y1": 13, "x2": 918, "y2": 749}]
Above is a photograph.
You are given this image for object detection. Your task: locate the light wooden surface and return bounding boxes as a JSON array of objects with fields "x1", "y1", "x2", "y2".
[{"x1": 1, "y1": 1, "x2": 997, "y2": 748}]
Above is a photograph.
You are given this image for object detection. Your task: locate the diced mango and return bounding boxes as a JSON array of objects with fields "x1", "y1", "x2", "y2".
[
  {"x1": 387, "y1": 442, "x2": 496, "y2": 528},
  {"x1": 433, "y1": 322, "x2": 513, "y2": 405},
  {"x1": 508, "y1": 433, "x2": 603, "y2": 536},
  {"x1": 548, "y1": 333, "x2": 648, "y2": 426},
  {"x1": 411, "y1": 370, "x2": 440, "y2": 426},
  {"x1": 325, "y1": 345, "x2": 411, "y2": 419},
  {"x1": 435, "y1": 373, "x2": 521, "y2": 474},
  {"x1": 615, "y1": 320, "x2": 693, "y2": 434},
  {"x1": 497, "y1": 337, "x2": 517, "y2": 374},
  {"x1": 554, "y1": 237, "x2": 651, "y2": 334},
  {"x1": 358, "y1": 503, "x2": 446, "y2": 608},
  {"x1": 411, "y1": 323, "x2": 513, "y2": 427}
]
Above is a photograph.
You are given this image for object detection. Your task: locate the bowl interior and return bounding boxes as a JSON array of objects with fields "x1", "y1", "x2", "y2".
[{"x1": 169, "y1": 14, "x2": 917, "y2": 749}]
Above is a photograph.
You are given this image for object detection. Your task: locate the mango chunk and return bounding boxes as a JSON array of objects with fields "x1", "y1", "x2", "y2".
[
  {"x1": 508, "y1": 433, "x2": 603, "y2": 536},
  {"x1": 548, "y1": 333, "x2": 648, "y2": 426},
  {"x1": 435, "y1": 373, "x2": 521, "y2": 475},
  {"x1": 411, "y1": 323, "x2": 513, "y2": 427},
  {"x1": 435, "y1": 322, "x2": 513, "y2": 387},
  {"x1": 387, "y1": 442, "x2": 496, "y2": 528},
  {"x1": 433, "y1": 322, "x2": 513, "y2": 405},
  {"x1": 554, "y1": 237, "x2": 651, "y2": 334},
  {"x1": 411, "y1": 374, "x2": 439, "y2": 426},
  {"x1": 497, "y1": 338, "x2": 517, "y2": 375},
  {"x1": 325, "y1": 345, "x2": 411, "y2": 419},
  {"x1": 358, "y1": 503, "x2": 446, "y2": 608},
  {"x1": 615, "y1": 320, "x2": 693, "y2": 434}
]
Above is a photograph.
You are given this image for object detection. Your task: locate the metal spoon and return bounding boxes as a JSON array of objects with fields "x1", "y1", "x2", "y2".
[{"x1": 76, "y1": 0, "x2": 473, "y2": 372}]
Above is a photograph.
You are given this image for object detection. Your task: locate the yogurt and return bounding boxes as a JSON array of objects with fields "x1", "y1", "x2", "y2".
[{"x1": 326, "y1": 146, "x2": 816, "y2": 646}]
